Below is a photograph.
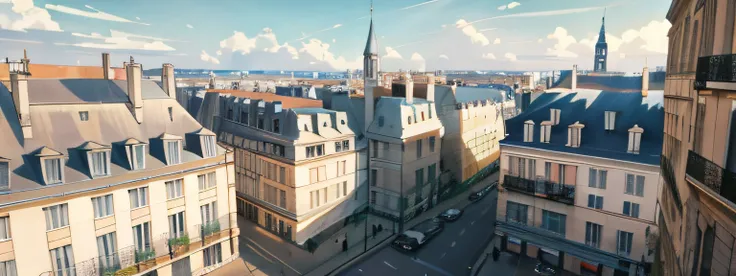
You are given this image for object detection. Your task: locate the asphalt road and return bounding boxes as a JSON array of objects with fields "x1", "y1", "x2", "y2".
[{"x1": 339, "y1": 189, "x2": 498, "y2": 276}]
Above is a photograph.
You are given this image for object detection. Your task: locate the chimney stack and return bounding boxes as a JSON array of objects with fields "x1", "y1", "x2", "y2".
[
  {"x1": 162, "y1": 63, "x2": 176, "y2": 99},
  {"x1": 425, "y1": 73, "x2": 435, "y2": 102},
  {"x1": 571, "y1": 65, "x2": 578, "y2": 91},
  {"x1": 102, "y1": 53, "x2": 111, "y2": 80},
  {"x1": 10, "y1": 70, "x2": 31, "y2": 138},
  {"x1": 405, "y1": 72, "x2": 414, "y2": 104},
  {"x1": 126, "y1": 58, "x2": 144, "y2": 123},
  {"x1": 642, "y1": 66, "x2": 649, "y2": 97}
]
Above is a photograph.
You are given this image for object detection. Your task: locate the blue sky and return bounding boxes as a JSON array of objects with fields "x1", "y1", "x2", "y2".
[{"x1": 0, "y1": 0, "x2": 672, "y2": 72}]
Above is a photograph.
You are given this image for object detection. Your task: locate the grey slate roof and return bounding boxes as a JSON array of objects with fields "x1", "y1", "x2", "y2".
[
  {"x1": 363, "y1": 19, "x2": 378, "y2": 56},
  {"x1": 0, "y1": 80, "x2": 222, "y2": 194},
  {"x1": 501, "y1": 89, "x2": 664, "y2": 165}
]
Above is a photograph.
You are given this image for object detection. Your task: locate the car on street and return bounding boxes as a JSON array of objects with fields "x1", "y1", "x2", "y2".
[
  {"x1": 392, "y1": 218, "x2": 444, "y2": 251},
  {"x1": 468, "y1": 182, "x2": 496, "y2": 202},
  {"x1": 438, "y1": 208, "x2": 463, "y2": 222},
  {"x1": 534, "y1": 262, "x2": 558, "y2": 275}
]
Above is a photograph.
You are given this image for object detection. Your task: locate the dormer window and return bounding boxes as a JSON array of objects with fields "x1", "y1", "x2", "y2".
[
  {"x1": 628, "y1": 125, "x2": 643, "y2": 154},
  {"x1": 273, "y1": 119, "x2": 280, "y2": 133},
  {"x1": 241, "y1": 111, "x2": 249, "y2": 125},
  {"x1": 567, "y1": 121, "x2": 585, "y2": 148},
  {"x1": 0, "y1": 157, "x2": 9, "y2": 190},
  {"x1": 123, "y1": 138, "x2": 146, "y2": 170},
  {"x1": 550, "y1": 108, "x2": 561, "y2": 125},
  {"x1": 36, "y1": 147, "x2": 65, "y2": 185},
  {"x1": 159, "y1": 133, "x2": 183, "y2": 165},
  {"x1": 540, "y1": 121, "x2": 552, "y2": 143},
  {"x1": 523, "y1": 120, "x2": 535, "y2": 142},
  {"x1": 79, "y1": 141, "x2": 111, "y2": 178},
  {"x1": 604, "y1": 111, "x2": 616, "y2": 130},
  {"x1": 203, "y1": 135, "x2": 216, "y2": 158}
]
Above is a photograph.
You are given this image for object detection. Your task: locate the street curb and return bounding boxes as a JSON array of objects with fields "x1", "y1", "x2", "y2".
[{"x1": 323, "y1": 234, "x2": 397, "y2": 276}]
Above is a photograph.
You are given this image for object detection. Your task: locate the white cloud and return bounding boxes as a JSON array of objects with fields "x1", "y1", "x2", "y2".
[
  {"x1": 297, "y1": 23, "x2": 343, "y2": 41},
  {"x1": 216, "y1": 50, "x2": 222, "y2": 56},
  {"x1": 200, "y1": 50, "x2": 220, "y2": 64},
  {"x1": 482, "y1": 53, "x2": 496, "y2": 60},
  {"x1": 61, "y1": 30, "x2": 176, "y2": 51},
  {"x1": 332, "y1": 38, "x2": 336, "y2": 43},
  {"x1": 383, "y1": 46, "x2": 403, "y2": 59},
  {"x1": 507, "y1": 2, "x2": 521, "y2": 9},
  {"x1": 135, "y1": 16, "x2": 140, "y2": 20},
  {"x1": 45, "y1": 4, "x2": 149, "y2": 25},
  {"x1": 399, "y1": 0, "x2": 441, "y2": 10},
  {"x1": 538, "y1": 38, "x2": 543, "y2": 43},
  {"x1": 439, "y1": 54, "x2": 449, "y2": 60},
  {"x1": 546, "y1": 27, "x2": 579, "y2": 58},
  {"x1": 220, "y1": 28, "x2": 298, "y2": 59},
  {"x1": 479, "y1": 28, "x2": 496, "y2": 33},
  {"x1": 465, "y1": 4, "x2": 615, "y2": 26},
  {"x1": 456, "y1": 19, "x2": 489, "y2": 46},
  {"x1": 0, "y1": 0, "x2": 62, "y2": 32},
  {"x1": 504, "y1": 52, "x2": 517, "y2": 61},
  {"x1": 411, "y1": 52, "x2": 424, "y2": 61},
  {"x1": 299, "y1": 38, "x2": 361, "y2": 69},
  {"x1": 186, "y1": 24, "x2": 193, "y2": 29},
  {"x1": 494, "y1": 38, "x2": 501, "y2": 44},
  {"x1": 497, "y1": 5, "x2": 506, "y2": 11},
  {"x1": 621, "y1": 20, "x2": 671, "y2": 53}
]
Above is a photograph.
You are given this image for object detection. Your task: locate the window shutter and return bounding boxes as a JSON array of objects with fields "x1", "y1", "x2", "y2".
[
  {"x1": 628, "y1": 132, "x2": 635, "y2": 152},
  {"x1": 623, "y1": 201, "x2": 630, "y2": 215}
]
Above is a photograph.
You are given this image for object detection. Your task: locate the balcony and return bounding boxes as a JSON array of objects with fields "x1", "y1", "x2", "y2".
[
  {"x1": 686, "y1": 150, "x2": 736, "y2": 205},
  {"x1": 694, "y1": 54, "x2": 736, "y2": 90},
  {"x1": 660, "y1": 156, "x2": 684, "y2": 211},
  {"x1": 503, "y1": 175, "x2": 575, "y2": 205}
]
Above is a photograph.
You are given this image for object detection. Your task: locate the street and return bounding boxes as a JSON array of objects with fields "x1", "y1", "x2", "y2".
[{"x1": 338, "y1": 188, "x2": 498, "y2": 276}]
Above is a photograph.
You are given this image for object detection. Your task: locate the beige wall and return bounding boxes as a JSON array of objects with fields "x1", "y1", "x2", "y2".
[
  {"x1": 5, "y1": 164, "x2": 234, "y2": 276},
  {"x1": 499, "y1": 145, "x2": 660, "y2": 262},
  {"x1": 458, "y1": 101, "x2": 504, "y2": 181}
]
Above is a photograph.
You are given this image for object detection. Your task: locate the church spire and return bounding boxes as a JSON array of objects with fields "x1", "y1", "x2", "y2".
[
  {"x1": 594, "y1": 8, "x2": 608, "y2": 72},
  {"x1": 597, "y1": 8, "x2": 607, "y2": 43},
  {"x1": 363, "y1": 0, "x2": 378, "y2": 57}
]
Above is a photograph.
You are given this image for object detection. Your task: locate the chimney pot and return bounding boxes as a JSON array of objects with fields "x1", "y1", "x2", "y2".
[
  {"x1": 162, "y1": 63, "x2": 176, "y2": 99},
  {"x1": 127, "y1": 63, "x2": 143, "y2": 123},
  {"x1": 571, "y1": 65, "x2": 578, "y2": 91}
]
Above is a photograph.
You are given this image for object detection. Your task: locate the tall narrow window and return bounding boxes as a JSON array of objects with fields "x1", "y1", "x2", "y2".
[
  {"x1": 165, "y1": 179, "x2": 184, "y2": 199},
  {"x1": 43, "y1": 204, "x2": 69, "y2": 230},
  {"x1": 97, "y1": 232, "x2": 118, "y2": 270},
  {"x1": 524, "y1": 121, "x2": 535, "y2": 142},
  {"x1": 133, "y1": 222, "x2": 152, "y2": 254},
  {"x1": 169, "y1": 212, "x2": 186, "y2": 238},
  {"x1": 273, "y1": 119, "x2": 280, "y2": 133},
  {"x1": 429, "y1": 137, "x2": 436, "y2": 152},
  {"x1": 585, "y1": 222, "x2": 602, "y2": 248},
  {"x1": 132, "y1": 144, "x2": 146, "y2": 170},
  {"x1": 372, "y1": 140, "x2": 378, "y2": 157},
  {"x1": 167, "y1": 140, "x2": 181, "y2": 165},
  {"x1": 540, "y1": 124, "x2": 551, "y2": 143},
  {"x1": 44, "y1": 158, "x2": 63, "y2": 185},
  {"x1": 343, "y1": 140, "x2": 350, "y2": 151},
  {"x1": 617, "y1": 231, "x2": 634, "y2": 256},
  {"x1": 0, "y1": 161, "x2": 8, "y2": 190},
  {"x1": 0, "y1": 260, "x2": 17, "y2": 276},
  {"x1": 506, "y1": 201, "x2": 528, "y2": 225},
  {"x1": 203, "y1": 243, "x2": 222, "y2": 267},
  {"x1": 604, "y1": 111, "x2": 616, "y2": 130},
  {"x1": 50, "y1": 245, "x2": 75, "y2": 276},
  {"x1": 91, "y1": 151, "x2": 109, "y2": 177},
  {"x1": 200, "y1": 202, "x2": 218, "y2": 225},
  {"x1": 416, "y1": 139, "x2": 423, "y2": 159},
  {"x1": 0, "y1": 217, "x2": 10, "y2": 241},
  {"x1": 371, "y1": 169, "x2": 377, "y2": 186},
  {"x1": 203, "y1": 136, "x2": 216, "y2": 158},
  {"x1": 92, "y1": 194, "x2": 114, "y2": 218}
]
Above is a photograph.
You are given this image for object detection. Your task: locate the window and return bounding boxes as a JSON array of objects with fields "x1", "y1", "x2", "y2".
[
  {"x1": 264, "y1": 185, "x2": 279, "y2": 206},
  {"x1": 371, "y1": 169, "x2": 377, "y2": 186},
  {"x1": 372, "y1": 140, "x2": 378, "y2": 157},
  {"x1": 133, "y1": 222, "x2": 152, "y2": 253},
  {"x1": 279, "y1": 167, "x2": 286, "y2": 184},
  {"x1": 168, "y1": 107, "x2": 174, "y2": 121},
  {"x1": 166, "y1": 140, "x2": 181, "y2": 165},
  {"x1": 588, "y1": 169, "x2": 607, "y2": 189},
  {"x1": 168, "y1": 212, "x2": 185, "y2": 238},
  {"x1": 203, "y1": 136, "x2": 216, "y2": 158},
  {"x1": 628, "y1": 129, "x2": 642, "y2": 154},
  {"x1": 429, "y1": 137, "x2": 436, "y2": 152},
  {"x1": 567, "y1": 127, "x2": 580, "y2": 148},
  {"x1": 306, "y1": 145, "x2": 324, "y2": 158},
  {"x1": 335, "y1": 183, "x2": 340, "y2": 198},
  {"x1": 541, "y1": 210, "x2": 566, "y2": 235},
  {"x1": 550, "y1": 108, "x2": 560, "y2": 125},
  {"x1": 343, "y1": 181, "x2": 347, "y2": 196},
  {"x1": 370, "y1": 191, "x2": 376, "y2": 204},
  {"x1": 544, "y1": 162, "x2": 552, "y2": 180},
  {"x1": 97, "y1": 232, "x2": 118, "y2": 269},
  {"x1": 258, "y1": 118, "x2": 264, "y2": 129},
  {"x1": 280, "y1": 190, "x2": 286, "y2": 208},
  {"x1": 165, "y1": 179, "x2": 184, "y2": 199},
  {"x1": 540, "y1": 124, "x2": 551, "y2": 143},
  {"x1": 92, "y1": 194, "x2": 114, "y2": 218},
  {"x1": 79, "y1": 111, "x2": 89, "y2": 121},
  {"x1": 0, "y1": 260, "x2": 17, "y2": 276},
  {"x1": 625, "y1": 174, "x2": 645, "y2": 197},
  {"x1": 0, "y1": 161, "x2": 8, "y2": 190},
  {"x1": 0, "y1": 217, "x2": 9, "y2": 241},
  {"x1": 506, "y1": 201, "x2": 528, "y2": 225},
  {"x1": 203, "y1": 243, "x2": 222, "y2": 267},
  {"x1": 131, "y1": 144, "x2": 145, "y2": 170},
  {"x1": 694, "y1": 96, "x2": 706, "y2": 153},
  {"x1": 523, "y1": 121, "x2": 534, "y2": 142},
  {"x1": 129, "y1": 187, "x2": 148, "y2": 209},
  {"x1": 273, "y1": 119, "x2": 280, "y2": 133},
  {"x1": 90, "y1": 151, "x2": 110, "y2": 177},
  {"x1": 623, "y1": 201, "x2": 640, "y2": 218},
  {"x1": 342, "y1": 140, "x2": 350, "y2": 151},
  {"x1": 407, "y1": 116, "x2": 412, "y2": 125},
  {"x1": 604, "y1": 111, "x2": 616, "y2": 130},
  {"x1": 240, "y1": 111, "x2": 249, "y2": 125},
  {"x1": 198, "y1": 172, "x2": 216, "y2": 190},
  {"x1": 335, "y1": 141, "x2": 342, "y2": 152},
  {"x1": 585, "y1": 222, "x2": 602, "y2": 248},
  {"x1": 200, "y1": 202, "x2": 218, "y2": 225},
  {"x1": 617, "y1": 230, "x2": 634, "y2": 256},
  {"x1": 44, "y1": 204, "x2": 69, "y2": 230},
  {"x1": 50, "y1": 245, "x2": 75, "y2": 276},
  {"x1": 416, "y1": 139, "x2": 422, "y2": 159},
  {"x1": 44, "y1": 158, "x2": 63, "y2": 185},
  {"x1": 378, "y1": 116, "x2": 385, "y2": 127},
  {"x1": 587, "y1": 194, "x2": 604, "y2": 209}
]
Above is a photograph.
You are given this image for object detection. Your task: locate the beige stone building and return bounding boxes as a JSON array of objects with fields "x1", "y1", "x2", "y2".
[
  {"x1": 657, "y1": 0, "x2": 736, "y2": 275},
  {"x1": 0, "y1": 55, "x2": 239, "y2": 276},
  {"x1": 496, "y1": 81, "x2": 663, "y2": 275}
]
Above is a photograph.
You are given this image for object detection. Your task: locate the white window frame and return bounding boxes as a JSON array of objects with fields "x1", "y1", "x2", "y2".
[
  {"x1": 165, "y1": 179, "x2": 184, "y2": 200},
  {"x1": 168, "y1": 211, "x2": 186, "y2": 238},
  {"x1": 604, "y1": 111, "x2": 616, "y2": 130},
  {"x1": 540, "y1": 124, "x2": 551, "y2": 143},
  {"x1": 623, "y1": 201, "x2": 640, "y2": 218},
  {"x1": 166, "y1": 140, "x2": 182, "y2": 165},
  {"x1": 567, "y1": 127, "x2": 580, "y2": 148},
  {"x1": 97, "y1": 232, "x2": 117, "y2": 268},
  {"x1": 50, "y1": 245, "x2": 75, "y2": 276},
  {"x1": 200, "y1": 202, "x2": 218, "y2": 225},
  {"x1": 628, "y1": 131, "x2": 642, "y2": 154},
  {"x1": 92, "y1": 194, "x2": 114, "y2": 219},
  {"x1": 198, "y1": 172, "x2": 217, "y2": 191},
  {"x1": 0, "y1": 161, "x2": 8, "y2": 190},
  {"x1": 585, "y1": 222, "x2": 602, "y2": 248},
  {"x1": 0, "y1": 260, "x2": 17, "y2": 276},
  {"x1": 616, "y1": 230, "x2": 634, "y2": 256},
  {"x1": 550, "y1": 108, "x2": 561, "y2": 125},
  {"x1": 129, "y1": 144, "x2": 146, "y2": 170},
  {"x1": 587, "y1": 194, "x2": 604, "y2": 209},
  {"x1": 0, "y1": 217, "x2": 9, "y2": 241},
  {"x1": 523, "y1": 121, "x2": 534, "y2": 142},
  {"x1": 129, "y1": 187, "x2": 148, "y2": 209},
  {"x1": 203, "y1": 135, "x2": 216, "y2": 158},
  {"x1": 44, "y1": 157, "x2": 64, "y2": 185},
  {"x1": 89, "y1": 150, "x2": 110, "y2": 177},
  {"x1": 589, "y1": 168, "x2": 607, "y2": 189},
  {"x1": 203, "y1": 243, "x2": 222, "y2": 267},
  {"x1": 44, "y1": 204, "x2": 69, "y2": 231},
  {"x1": 133, "y1": 222, "x2": 152, "y2": 252}
]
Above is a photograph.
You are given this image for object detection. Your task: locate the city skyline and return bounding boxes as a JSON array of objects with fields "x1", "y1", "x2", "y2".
[{"x1": 0, "y1": 0, "x2": 671, "y2": 72}]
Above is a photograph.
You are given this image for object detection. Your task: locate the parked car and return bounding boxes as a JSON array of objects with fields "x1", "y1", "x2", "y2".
[
  {"x1": 438, "y1": 208, "x2": 463, "y2": 222},
  {"x1": 468, "y1": 183, "x2": 495, "y2": 201},
  {"x1": 534, "y1": 262, "x2": 558, "y2": 275},
  {"x1": 392, "y1": 218, "x2": 444, "y2": 251}
]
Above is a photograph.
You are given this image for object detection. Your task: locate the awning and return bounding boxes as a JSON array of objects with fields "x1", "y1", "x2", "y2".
[{"x1": 497, "y1": 221, "x2": 638, "y2": 271}]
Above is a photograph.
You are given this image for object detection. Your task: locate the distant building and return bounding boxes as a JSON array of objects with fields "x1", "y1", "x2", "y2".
[{"x1": 594, "y1": 15, "x2": 608, "y2": 72}]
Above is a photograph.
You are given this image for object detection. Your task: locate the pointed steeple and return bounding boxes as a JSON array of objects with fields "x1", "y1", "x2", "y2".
[
  {"x1": 597, "y1": 9, "x2": 606, "y2": 43},
  {"x1": 364, "y1": 2, "x2": 378, "y2": 57}
]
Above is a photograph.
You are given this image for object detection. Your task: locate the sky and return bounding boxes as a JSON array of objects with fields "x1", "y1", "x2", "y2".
[{"x1": 0, "y1": 0, "x2": 673, "y2": 72}]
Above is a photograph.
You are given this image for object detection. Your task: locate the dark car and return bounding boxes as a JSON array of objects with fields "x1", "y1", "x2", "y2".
[
  {"x1": 469, "y1": 183, "x2": 495, "y2": 201},
  {"x1": 534, "y1": 262, "x2": 558, "y2": 275},
  {"x1": 438, "y1": 208, "x2": 463, "y2": 222},
  {"x1": 392, "y1": 218, "x2": 444, "y2": 251}
]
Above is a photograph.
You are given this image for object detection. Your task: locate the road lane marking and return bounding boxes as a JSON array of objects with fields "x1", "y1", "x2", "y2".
[
  {"x1": 459, "y1": 228, "x2": 466, "y2": 236},
  {"x1": 359, "y1": 269, "x2": 363, "y2": 272},
  {"x1": 451, "y1": 241, "x2": 456, "y2": 247},
  {"x1": 245, "y1": 237, "x2": 302, "y2": 275},
  {"x1": 412, "y1": 257, "x2": 455, "y2": 276},
  {"x1": 384, "y1": 261, "x2": 398, "y2": 270},
  {"x1": 471, "y1": 220, "x2": 476, "y2": 225},
  {"x1": 440, "y1": 252, "x2": 446, "y2": 259}
]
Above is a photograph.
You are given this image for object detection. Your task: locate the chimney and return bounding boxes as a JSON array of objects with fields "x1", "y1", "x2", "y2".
[
  {"x1": 126, "y1": 58, "x2": 144, "y2": 123},
  {"x1": 102, "y1": 53, "x2": 111, "y2": 80},
  {"x1": 405, "y1": 73, "x2": 414, "y2": 104},
  {"x1": 162, "y1": 63, "x2": 176, "y2": 99},
  {"x1": 425, "y1": 73, "x2": 435, "y2": 102},
  {"x1": 10, "y1": 72, "x2": 32, "y2": 138},
  {"x1": 364, "y1": 78, "x2": 378, "y2": 133},
  {"x1": 571, "y1": 65, "x2": 578, "y2": 90},
  {"x1": 642, "y1": 66, "x2": 649, "y2": 97}
]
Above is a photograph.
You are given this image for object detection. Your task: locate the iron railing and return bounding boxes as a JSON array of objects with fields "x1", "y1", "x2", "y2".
[
  {"x1": 694, "y1": 54, "x2": 736, "y2": 89},
  {"x1": 503, "y1": 175, "x2": 575, "y2": 205},
  {"x1": 686, "y1": 150, "x2": 736, "y2": 204},
  {"x1": 660, "y1": 156, "x2": 684, "y2": 211}
]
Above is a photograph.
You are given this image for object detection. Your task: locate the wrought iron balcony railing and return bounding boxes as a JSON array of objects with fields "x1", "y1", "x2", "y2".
[
  {"x1": 660, "y1": 156, "x2": 683, "y2": 211},
  {"x1": 503, "y1": 175, "x2": 575, "y2": 205},
  {"x1": 694, "y1": 54, "x2": 736, "y2": 89},
  {"x1": 686, "y1": 150, "x2": 736, "y2": 205}
]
